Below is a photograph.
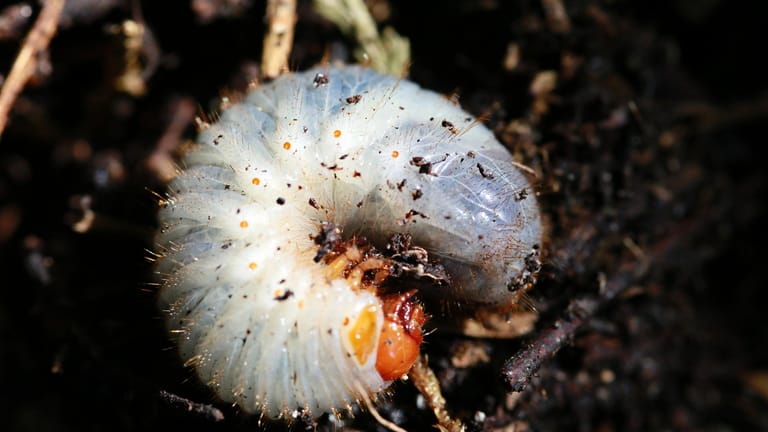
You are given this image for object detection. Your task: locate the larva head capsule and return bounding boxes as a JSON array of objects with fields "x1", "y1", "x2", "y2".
[
  {"x1": 376, "y1": 290, "x2": 426, "y2": 381},
  {"x1": 342, "y1": 291, "x2": 426, "y2": 382},
  {"x1": 322, "y1": 238, "x2": 427, "y2": 382}
]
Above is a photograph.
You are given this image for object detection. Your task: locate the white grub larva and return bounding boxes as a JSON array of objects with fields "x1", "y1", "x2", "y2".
[{"x1": 155, "y1": 65, "x2": 542, "y2": 419}]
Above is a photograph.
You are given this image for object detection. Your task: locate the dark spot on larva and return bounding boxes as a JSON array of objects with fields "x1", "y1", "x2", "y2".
[
  {"x1": 399, "y1": 106, "x2": 405, "y2": 110},
  {"x1": 246, "y1": 329, "x2": 251, "y2": 335},
  {"x1": 276, "y1": 197, "x2": 286, "y2": 205},
  {"x1": 293, "y1": 372, "x2": 298, "y2": 384},
  {"x1": 303, "y1": 126, "x2": 308, "y2": 133},
  {"x1": 327, "y1": 329, "x2": 333, "y2": 335},
  {"x1": 213, "y1": 134, "x2": 223, "y2": 145},
  {"x1": 279, "y1": 279, "x2": 286, "y2": 284},
  {"x1": 478, "y1": 234, "x2": 484, "y2": 240},
  {"x1": 216, "y1": 264, "x2": 222, "y2": 270},
  {"x1": 412, "y1": 189, "x2": 423, "y2": 200},
  {"x1": 356, "y1": 200, "x2": 364, "y2": 207},
  {"x1": 515, "y1": 189, "x2": 529, "y2": 201},
  {"x1": 397, "y1": 179, "x2": 407, "y2": 191},
  {"x1": 346, "y1": 94, "x2": 362, "y2": 104},
  {"x1": 242, "y1": 294, "x2": 248, "y2": 299},
  {"x1": 465, "y1": 117, "x2": 472, "y2": 122},
  {"x1": 224, "y1": 184, "x2": 231, "y2": 190},
  {"x1": 320, "y1": 162, "x2": 341, "y2": 171},
  {"x1": 221, "y1": 242, "x2": 231, "y2": 249},
  {"x1": 441, "y1": 120, "x2": 458, "y2": 134},
  {"x1": 308, "y1": 197, "x2": 319, "y2": 209},
  {"x1": 410, "y1": 156, "x2": 434, "y2": 175},
  {"x1": 287, "y1": 183, "x2": 292, "y2": 188},
  {"x1": 353, "y1": 170, "x2": 361, "y2": 177},
  {"x1": 313, "y1": 73, "x2": 329, "y2": 87},
  {"x1": 429, "y1": 117, "x2": 434, "y2": 121},
  {"x1": 313, "y1": 222, "x2": 341, "y2": 263},
  {"x1": 236, "y1": 208, "x2": 241, "y2": 214},
  {"x1": 477, "y1": 163, "x2": 494, "y2": 179},
  {"x1": 297, "y1": 185, "x2": 303, "y2": 190},
  {"x1": 227, "y1": 294, "x2": 232, "y2": 298},
  {"x1": 467, "y1": 151, "x2": 476, "y2": 158},
  {"x1": 398, "y1": 209, "x2": 429, "y2": 225},
  {"x1": 274, "y1": 290, "x2": 294, "y2": 301}
]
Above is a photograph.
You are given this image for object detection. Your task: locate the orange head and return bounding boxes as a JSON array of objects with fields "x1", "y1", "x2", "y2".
[{"x1": 375, "y1": 290, "x2": 427, "y2": 381}]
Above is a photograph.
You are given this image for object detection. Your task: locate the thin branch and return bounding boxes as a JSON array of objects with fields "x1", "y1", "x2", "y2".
[
  {"x1": 408, "y1": 355, "x2": 466, "y2": 432},
  {"x1": 503, "y1": 211, "x2": 713, "y2": 392},
  {"x1": 261, "y1": 0, "x2": 297, "y2": 79},
  {"x1": 0, "y1": 0, "x2": 65, "y2": 137},
  {"x1": 157, "y1": 389, "x2": 225, "y2": 422}
]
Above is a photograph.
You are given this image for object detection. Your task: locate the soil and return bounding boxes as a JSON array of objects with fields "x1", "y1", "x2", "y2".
[{"x1": 1, "y1": 1, "x2": 767, "y2": 431}]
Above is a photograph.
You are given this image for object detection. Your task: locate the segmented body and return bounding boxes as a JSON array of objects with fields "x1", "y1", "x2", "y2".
[{"x1": 155, "y1": 65, "x2": 541, "y2": 417}]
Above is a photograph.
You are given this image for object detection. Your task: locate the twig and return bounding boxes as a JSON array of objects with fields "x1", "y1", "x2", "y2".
[
  {"x1": 408, "y1": 355, "x2": 466, "y2": 432},
  {"x1": 145, "y1": 97, "x2": 197, "y2": 183},
  {"x1": 261, "y1": 0, "x2": 297, "y2": 79},
  {"x1": 0, "y1": 0, "x2": 65, "y2": 137},
  {"x1": 157, "y1": 389, "x2": 225, "y2": 422},
  {"x1": 503, "y1": 212, "x2": 709, "y2": 392}
]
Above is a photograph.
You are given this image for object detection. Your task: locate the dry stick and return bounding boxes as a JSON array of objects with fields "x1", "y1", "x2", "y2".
[
  {"x1": 261, "y1": 0, "x2": 297, "y2": 79},
  {"x1": 0, "y1": 0, "x2": 65, "y2": 137},
  {"x1": 157, "y1": 390, "x2": 225, "y2": 422},
  {"x1": 409, "y1": 355, "x2": 466, "y2": 432},
  {"x1": 503, "y1": 212, "x2": 708, "y2": 392}
]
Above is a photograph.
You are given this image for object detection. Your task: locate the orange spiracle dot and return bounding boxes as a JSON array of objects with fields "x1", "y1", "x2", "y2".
[
  {"x1": 283, "y1": 141, "x2": 291, "y2": 150},
  {"x1": 375, "y1": 290, "x2": 426, "y2": 381},
  {"x1": 333, "y1": 129, "x2": 342, "y2": 138},
  {"x1": 391, "y1": 150, "x2": 399, "y2": 158}
]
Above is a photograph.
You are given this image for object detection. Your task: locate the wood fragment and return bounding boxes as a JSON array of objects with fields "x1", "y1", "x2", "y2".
[
  {"x1": 0, "y1": 0, "x2": 65, "y2": 137},
  {"x1": 408, "y1": 355, "x2": 466, "y2": 432},
  {"x1": 261, "y1": 0, "x2": 297, "y2": 79}
]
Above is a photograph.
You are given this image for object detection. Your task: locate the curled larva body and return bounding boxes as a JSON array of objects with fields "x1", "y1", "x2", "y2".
[{"x1": 156, "y1": 65, "x2": 541, "y2": 418}]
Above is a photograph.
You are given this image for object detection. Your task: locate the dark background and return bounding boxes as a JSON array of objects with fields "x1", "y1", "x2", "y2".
[{"x1": 1, "y1": 1, "x2": 766, "y2": 431}]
